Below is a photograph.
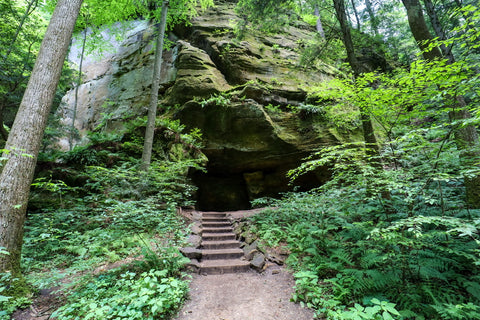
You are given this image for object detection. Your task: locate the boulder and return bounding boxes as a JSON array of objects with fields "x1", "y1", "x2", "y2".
[
  {"x1": 53, "y1": 2, "x2": 362, "y2": 209},
  {"x1": 243, "y1": 240, "x2": 259, "y2": 260},
  {"x1": 251, "y1": 252, "x2": 266, "y2": 272},
  {"x1": 180, "y1": 247, "x2": 202, "y2": 260},
  {"x1": 187, "y1": 235, "x2": 202, "y2": 249}
]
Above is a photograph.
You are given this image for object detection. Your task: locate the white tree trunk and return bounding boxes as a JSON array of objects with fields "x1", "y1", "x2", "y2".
[{"x1": 141, "y1": 1, "x2": 169, "y2": 171}]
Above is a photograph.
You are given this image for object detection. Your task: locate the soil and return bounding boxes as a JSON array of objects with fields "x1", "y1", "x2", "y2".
[
  {"x1": 13, "y1": 209, "x2": 315, "y2": 320},
  {"x1": 175, "y1": 265, "x2": 314, "y2": 320},
  {"x1": 12, "y1": 288, "x2": 64, "y2": 320}
]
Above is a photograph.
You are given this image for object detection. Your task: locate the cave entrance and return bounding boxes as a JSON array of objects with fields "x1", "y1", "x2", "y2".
[
  {"x1": 191, "y1": 166, "x2": 327, "y2": 211},
  {"x1": 192, "y1": 171, "x2": 251, "y2": 211}
]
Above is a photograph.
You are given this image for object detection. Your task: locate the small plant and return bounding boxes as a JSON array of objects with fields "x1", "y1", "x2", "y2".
[
  {"x1": 264, "y1": 103, "x2": 282, "y2": 114},
  {"x1": 329, "y1": 299, "x2": 402, "y2": 320},
  {"x1": 272, "y1": 43, "x2": 280, "y2": 54},
  {"x1": 200, "y1": 93, "x2": 231, "y2": 107},
  {"x1": 51, "y1": 269, "x2": 189, "y2": 320},
  {"x1": 31, "y1": 177, "x2": 74, "y2": 207}
]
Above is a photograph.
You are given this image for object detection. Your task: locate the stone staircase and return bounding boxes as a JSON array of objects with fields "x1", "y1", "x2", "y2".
[{"x1": 197, "y1": 212, "x2": 250, "y2": 275}]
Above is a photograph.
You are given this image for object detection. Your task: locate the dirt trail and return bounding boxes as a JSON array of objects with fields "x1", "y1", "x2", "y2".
[{"x1": 175, "y1": 264, "x2": 314, "y2": 320}]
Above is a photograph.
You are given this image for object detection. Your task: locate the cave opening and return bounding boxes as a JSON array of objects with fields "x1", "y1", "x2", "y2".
[{"x1": 190, "y1": 166, "x2": 328, "y2": 212}]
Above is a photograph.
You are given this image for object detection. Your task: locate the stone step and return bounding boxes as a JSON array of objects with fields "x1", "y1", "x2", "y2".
[
  {"x1": 202, "y1": 217, "x2": 229, "y2": 223},
  {"x1": 202, "y1": 232, "x2": 236, "y2": 241},
  {"x1": 202, "y1": 221, "x2": 231, "y2": 228},
  {"x1": 201, "y1": 248, "x2": 244, "y2": 260},
  {"x1": 199, "y1": 259, "x2": 250, "y2": 275},
  {"x1": 202, "y1": 227, "x2": 233, "y2": 233},
  {"x1": 201, "y1": 240, "x2": 241, "y2": 249},
  {"x1": 202, "y1": 212, "x2": 227, "y2": 218}
]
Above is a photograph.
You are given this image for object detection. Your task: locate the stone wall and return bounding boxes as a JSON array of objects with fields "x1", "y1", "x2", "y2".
[{"x1": 57, "y1": 2, "x2": 361, "y2": 209}]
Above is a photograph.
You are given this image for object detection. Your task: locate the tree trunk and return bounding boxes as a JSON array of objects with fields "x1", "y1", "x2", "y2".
[
  {"x1": 333, "y1": 0, "x2": 379, "y2": 153},
  {"x1": 364, "y1": 0, "x2": 379, "y2": 36},
  {"x1": 423, "y1": 0, "x2": 455, "y2": 63},
  {"x1": 333, "y1": 0, "x2": 360, "y2": 74},
  {"x1": 401, "y1": 0, "x2": 443, "y2": 60},
  {"x1": 349, "y1": 0, "x2": 361, "y2": 31},
  {"x1": 70, "y1": 27, "x2": 87, "y2": 151},
  {"x1": 0, "y1": 0, "x2": 83, "y2": 274},
  {"x1": 140, "y1": 1, "x2": 169, "y2": 171},
  {"x1": 314, "y1": 4, "x2": 325, "y2": 38},
  {"x1": 401, "y1": 0, "x2": 480, "y2": 207},
  {"x1": 0, "y1": 103, "x2": 8, "y2": 141},
  {"x1": 2, "y1": 0, "x2": 39, "y2": 64}
]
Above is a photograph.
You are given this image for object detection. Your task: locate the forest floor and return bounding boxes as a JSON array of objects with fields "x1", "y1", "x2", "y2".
[
  {"x1": 175, "y1": 264, "x2": 314, "y2": 320},
  {"x1": 176, "y1": 208, "x2": 315, "y2": 320},
  {"x1": 12, "y1": 209, "x2": 315, "y2": 320}
]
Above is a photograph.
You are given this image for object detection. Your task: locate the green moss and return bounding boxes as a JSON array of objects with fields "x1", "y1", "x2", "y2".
[{"x1": 0, "y1": 273, "x2": 33, "y2": 319}]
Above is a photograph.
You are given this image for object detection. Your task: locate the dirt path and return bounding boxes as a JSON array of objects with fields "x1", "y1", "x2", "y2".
[{"x1": 175, "y1": 264, "x2": 314, "y2": 320}]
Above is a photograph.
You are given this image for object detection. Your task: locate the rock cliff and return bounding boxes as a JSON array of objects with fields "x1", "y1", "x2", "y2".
[{"x1": 58, "y1": 1, "x2": 360, "y2": 210}]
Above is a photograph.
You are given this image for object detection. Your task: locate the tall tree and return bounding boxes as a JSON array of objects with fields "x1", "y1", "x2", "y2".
[
  {"x1": 333, "y1": 0, "x2": 379, "y2": 156},
  {"x1": 349, "y1": 0, "x2": 361, "y2": 31},
  {"x1": 314, "y1": 3, "x2": 326, "y2": 38},
  {"x1": 139, "y1": 0, "x2": 213, "y2": 170},
  {"x1": 70, "y1": 25, "x2": 87, "y2": 151},
  {"x1": 0, "y1": 0, "x2": 83, "y2": 274},
  {"x1": 422, "y1": 0, "x2": 455, "y2": 63},
  {"x1": 141, "y1": 1, "x2": 169, "y2": 171},
  {"x1": 401, "y1": 0, "x2": 443, "y2": 60},
  {"x1": 364, "y1": 0, "x2": 379, "y2": 36},
  {"x1": 401, "y1": 0, "x2": 480, "y2": 207}
]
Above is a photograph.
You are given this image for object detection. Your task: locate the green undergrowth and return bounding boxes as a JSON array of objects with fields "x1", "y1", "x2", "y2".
[
  {"x1": 247, "y1": 38, "x2": 480, "y2": 319},
  {"x1": 250, "y1": 189, "x2": 480, "y2": 319},
  {"x1": 1, "y1": 118, "x2": 204, "y2": 319}
]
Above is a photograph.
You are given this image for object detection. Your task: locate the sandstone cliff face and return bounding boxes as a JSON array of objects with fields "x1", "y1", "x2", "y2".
[{"x1": 58, "y1": 1, "x2": 359, "y2": 210}]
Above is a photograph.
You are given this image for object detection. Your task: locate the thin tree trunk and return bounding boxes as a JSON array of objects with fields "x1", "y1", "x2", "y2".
[
  {"x1": 349, "y1": 0, "x2": 361, "y2": 31},
  {"x1": 140, "y1": 1, "x2": 169, "y2": 171},
  {"x1": 0, "y1": 103, "x2": 8, "y2": 141},
  {"x1": 314, "y1": 4, "x2": 325, "y2": 38},
  {"x1": 2, "y1": 0, "x2": 38, "y2": 64},
  {"x1": 401, "y1": 0, "x2": 443, "y2": 60},
  {"x1": 333, "y1": 0, "x2": 360, "y2": 74},
  {"x1": 0, "y1": 0, "x2": 83, "y2": 274},
  {"x1": 364, "y1": 0, "x2": 379, "y2": 36},
  {"x1": 333, "y1": 0, "x2": 379, "y2": 154},
  {"x1": 70, "y1": 27, "x2": 88, "y2": 151},
  {"x1": 423, "y1": 0, "x2": 455, "y2": 63}
]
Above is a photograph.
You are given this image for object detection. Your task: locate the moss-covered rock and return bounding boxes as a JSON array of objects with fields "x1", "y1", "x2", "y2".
[
  {"x1": 175, "y1": 91, "x2": 349, "y2": 210},
  {"x1": 163, "y1": 41, "x2": 231, "y2": 105},
  {"x1": 54, "y1": 2, "x2": 362, "y2": 210}
]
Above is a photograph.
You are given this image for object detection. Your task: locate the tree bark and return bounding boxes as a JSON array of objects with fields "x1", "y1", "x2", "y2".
[
  {"x1": 401, "y1": 0, "x2": 443, "y2": 60},
  {"x1": 0, "y1": 103, "x2": 8, "y2": 141},
  {"x1": 0, "y1": 0, "x2": 83, "y2": 274},
  {"x1": 401, "y1": 0, "x2": 480, "y2": 207},
  {"x1": 70, "y1": 27, "x2": 87, "y2": 151},
  {"x1": 333, "y1": 0, "x2": 360, "y2": 75},
  {"x1": 349, "y1": 0, "x2": 361, "y2": 31},
  {"x1": 364, "y1": 0, "x2": 379, "y2": 36},
  {"x1": 333, "y1": 0, "x2": 379, "y2": 154},
  {"x1": 314, "y1": 4, "x2": 325, "y2": 38},
  {"x1": 423, "y1": 0, "x2": 455, "y2": 63},
  {"x1": 140, "y1": 1, "x2": 169, "y2": 171}
]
